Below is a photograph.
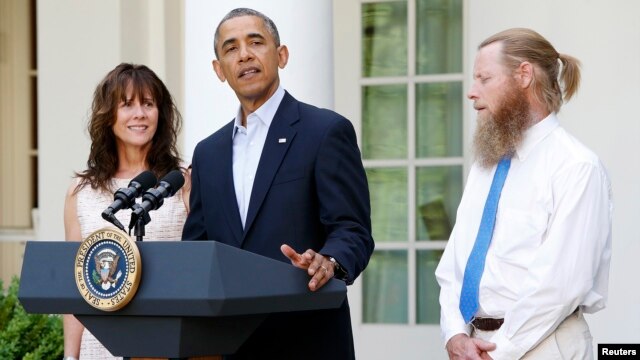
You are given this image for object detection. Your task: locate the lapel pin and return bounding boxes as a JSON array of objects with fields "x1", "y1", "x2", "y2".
[{"x1": 278, "y1": 138, "x2": 287, "y2": 143}]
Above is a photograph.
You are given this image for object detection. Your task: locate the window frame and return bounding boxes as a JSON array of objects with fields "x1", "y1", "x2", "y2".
[{"x1": 334, "y1": 0, "x2": 470, "y2": 328}]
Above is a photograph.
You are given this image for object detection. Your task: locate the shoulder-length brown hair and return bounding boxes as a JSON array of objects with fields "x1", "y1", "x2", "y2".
[{"x1": 75, "y1": 63, "x2": 183, "y2": 193}]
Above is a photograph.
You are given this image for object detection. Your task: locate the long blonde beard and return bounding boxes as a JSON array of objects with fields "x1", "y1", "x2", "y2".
[{"x1": 473, "y1": 85, "x2": 531, "y2": 168}]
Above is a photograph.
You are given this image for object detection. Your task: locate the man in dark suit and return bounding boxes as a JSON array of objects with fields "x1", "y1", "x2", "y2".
[{"x1": 182, "y1": 8, "x2": 374, "y2": 360}]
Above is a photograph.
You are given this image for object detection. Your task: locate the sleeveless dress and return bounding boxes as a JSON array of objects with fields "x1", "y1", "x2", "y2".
[{"x1": 75, "y1": 177, "x2": 188, "y2": 359}]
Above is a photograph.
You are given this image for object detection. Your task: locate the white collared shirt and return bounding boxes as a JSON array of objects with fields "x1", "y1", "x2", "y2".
[
  {"x1": 232, "y1": 86, "x2": 286, "y2": 228},
  {"x1": 435, "y1": 113, "x2": 613, "y2": 359}
]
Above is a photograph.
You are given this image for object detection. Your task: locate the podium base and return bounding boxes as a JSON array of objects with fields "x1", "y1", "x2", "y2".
[
  {"x1": 80, "y1": 314, "x2": 265, "y2": 358},
  {"x1": 127, "y1": 357, "x2": 221, "y2": 360}
]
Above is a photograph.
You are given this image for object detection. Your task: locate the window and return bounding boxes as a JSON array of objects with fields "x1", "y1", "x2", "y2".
[{"x1": 355, "y1": 0, "x2": 464, "y2": 325}]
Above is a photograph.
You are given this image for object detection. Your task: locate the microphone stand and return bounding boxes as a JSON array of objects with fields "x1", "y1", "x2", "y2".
[{"x1": 129, "y1": 203, "x2": 151, "y2": 242}]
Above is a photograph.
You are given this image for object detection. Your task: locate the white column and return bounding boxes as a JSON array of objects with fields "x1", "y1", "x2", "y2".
[
  {"x1": 37, "y1": 0, "x2": 122, "y2": 240},
  {"x1": 183, "y1": 0, "x2": 334, "y2": 160}
]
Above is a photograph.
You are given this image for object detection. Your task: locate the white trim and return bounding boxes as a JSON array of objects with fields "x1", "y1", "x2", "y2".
[
  {"x1": 360, "y1": 73, "x2": 464, "y2": 85},
  {"x1": 363, "y1": 157, "x2": 465, "y2": 167},
  {"x1": 0, "y1": 229, "x2": 36, "y2": 242},
  {"x1": 374, "y1": 240, "x2": 449, "y2": 251}
]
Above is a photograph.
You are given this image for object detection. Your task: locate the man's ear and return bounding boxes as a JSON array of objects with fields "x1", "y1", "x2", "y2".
[
  {"x1": 517, "y1": 61, "x2": 534, "y2": 88},
  {"x1": 277, "y1": 45, "x2": 289, "y2": 69},
  {"x1": 212, "y1": 59, "x2": 226, "y2": 82}
]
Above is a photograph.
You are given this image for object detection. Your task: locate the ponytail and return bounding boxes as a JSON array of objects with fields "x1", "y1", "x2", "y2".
[{"x1": 558, "y1": 53, "x2": 581, "y2": 102}]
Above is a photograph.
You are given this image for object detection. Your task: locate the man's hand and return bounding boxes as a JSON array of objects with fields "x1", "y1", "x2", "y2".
[
  {"x1": 446, "y1": 333, "x2": 495, "y2": 360},
  {"x1": 281, "y1": 244, "x2": 335, "y2": 291}
]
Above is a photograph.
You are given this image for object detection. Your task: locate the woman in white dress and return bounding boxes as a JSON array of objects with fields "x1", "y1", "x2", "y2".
[{"x1": 62, "y1": 63, "x2": 190, "y2": 360}]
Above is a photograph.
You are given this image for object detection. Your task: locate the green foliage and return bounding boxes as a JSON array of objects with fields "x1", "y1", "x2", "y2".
[
  {"x1": 0, "y1": 277, "x2": 63, "y2": 360},
  {"x1": 92, "y1": 269, "x2": 101, "y2": 285}
]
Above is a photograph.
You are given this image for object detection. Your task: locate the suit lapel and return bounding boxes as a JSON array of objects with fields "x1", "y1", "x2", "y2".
[
  {"x1": 212, "y1": 122, "x2": 244, "y2": 246},
  {"x1": 243, "y1": 93, "x2": 299, "y2": 240}
]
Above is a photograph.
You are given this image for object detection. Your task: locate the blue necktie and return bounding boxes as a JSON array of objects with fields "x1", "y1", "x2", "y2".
[{"x1": 459, "y1": 157, "x2": 511, "y2": 323}]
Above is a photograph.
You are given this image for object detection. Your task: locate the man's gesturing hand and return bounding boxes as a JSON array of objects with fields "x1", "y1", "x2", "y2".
[{"x1": 281, "y1": 244, "x2": 335, "y2": 291}]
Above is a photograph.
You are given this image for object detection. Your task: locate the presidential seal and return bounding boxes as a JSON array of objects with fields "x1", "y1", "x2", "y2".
[{"x1": 74, "y1": 227, "x2": 141, "y2": 311}]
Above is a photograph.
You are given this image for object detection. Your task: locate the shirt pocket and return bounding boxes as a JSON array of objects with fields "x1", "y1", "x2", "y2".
[{"x1": 491, "y1": 207, "x2": 549, "y2": 265}]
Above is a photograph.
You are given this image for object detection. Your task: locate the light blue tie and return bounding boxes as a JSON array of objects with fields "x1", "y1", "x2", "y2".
[{"x1": 459, "y1": 157, "x2": 511, "y2": 323}]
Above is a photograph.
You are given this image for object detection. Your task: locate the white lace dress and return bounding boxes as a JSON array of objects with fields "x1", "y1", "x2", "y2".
[{"x1": 75, "y1": 177, "x2": 188, "y2": 359}]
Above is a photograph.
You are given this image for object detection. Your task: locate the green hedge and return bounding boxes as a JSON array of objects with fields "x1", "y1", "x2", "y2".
[{"x1": 0, "y1": 277, "x2": 63, "y2": 360}]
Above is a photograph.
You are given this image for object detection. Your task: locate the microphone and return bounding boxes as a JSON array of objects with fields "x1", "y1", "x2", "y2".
[
  {"x1": 101, "y1": 170, "x2": 157, "y2": 229},
  {"x1": 128, "y1": 170, "x2": 185, "y2": 231}
]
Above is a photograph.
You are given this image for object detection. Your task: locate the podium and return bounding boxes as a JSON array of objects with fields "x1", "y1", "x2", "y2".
[{"x1": 18, "y1": 240, "x2": 346, "y2": 358}]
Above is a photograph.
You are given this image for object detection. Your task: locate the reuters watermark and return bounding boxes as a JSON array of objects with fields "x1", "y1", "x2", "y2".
[{"x1": 599, "y1": 344, "x2": 639, "y2": 358}]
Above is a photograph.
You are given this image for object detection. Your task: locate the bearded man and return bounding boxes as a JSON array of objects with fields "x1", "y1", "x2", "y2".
[{"x1": 435, "y1": 28, "x2": 612, "y2": 360}]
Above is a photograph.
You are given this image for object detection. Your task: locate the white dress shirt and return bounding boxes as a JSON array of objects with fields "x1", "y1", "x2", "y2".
[
  {"x1": 232, "y1": 86, "x2": 286, "y2": 228},
  {"x1": 435, "y1": 113, "x2": 613, "y2": 359}
]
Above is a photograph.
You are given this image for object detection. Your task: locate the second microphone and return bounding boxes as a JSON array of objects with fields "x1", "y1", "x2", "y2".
[{"x1": 129, "y1": 170, "x2": 185, "y2": 230}]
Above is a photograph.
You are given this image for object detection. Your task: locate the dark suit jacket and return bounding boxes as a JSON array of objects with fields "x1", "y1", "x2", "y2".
[{"x1": 182, "y1": 92, "x2": 374, "y2": 359}]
